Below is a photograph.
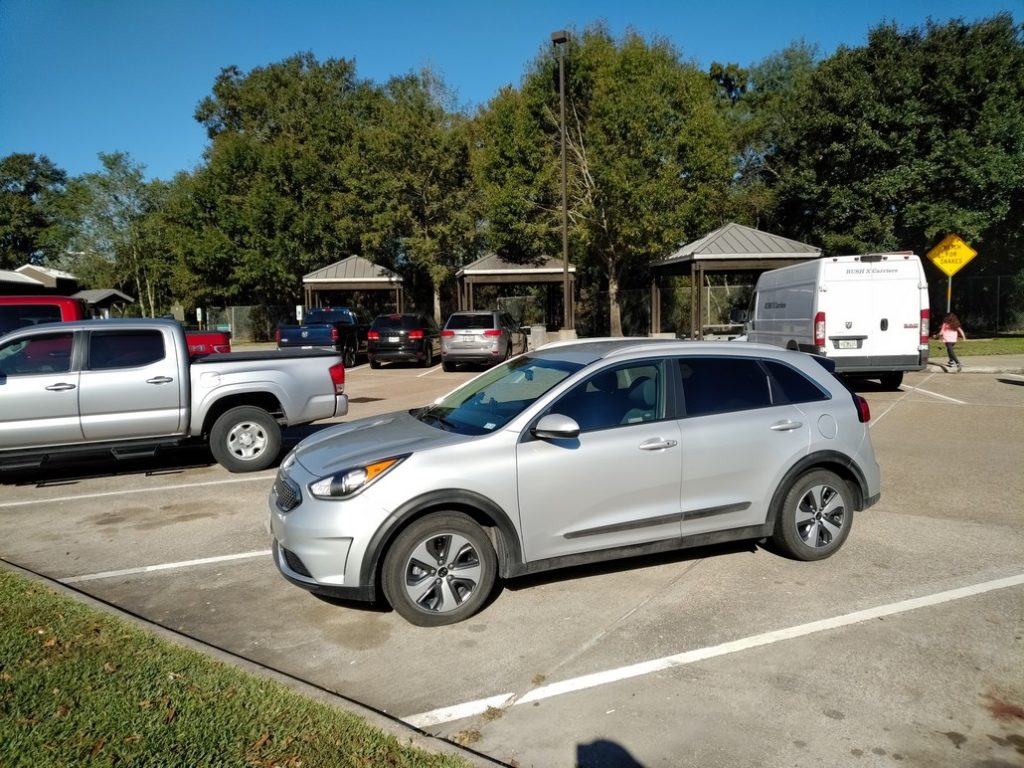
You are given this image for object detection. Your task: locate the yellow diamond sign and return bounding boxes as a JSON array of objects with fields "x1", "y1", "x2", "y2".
[{"x1": 927, "y1": 234, "x2": 977, "y2": 277}]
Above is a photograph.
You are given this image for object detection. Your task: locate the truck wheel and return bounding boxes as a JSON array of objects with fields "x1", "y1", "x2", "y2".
[
  {"x1": 420, "y1": 345, "x2": 433, "y2": 368},
  {"x1": 382, "y1": 512, "x2": 497, "y2": 626},
  {"x1": 343, "y1": 346, "x2": 357, "y2": 369},
  {"x1": 209, "y1": 406, "x2": 281, "y2": 473},
  {"x1": 370, "y1": 356, "x2": 381, "y2": 370},
  {"x1": 879, "y1": 372, "x2": 903, "y2": 390}
]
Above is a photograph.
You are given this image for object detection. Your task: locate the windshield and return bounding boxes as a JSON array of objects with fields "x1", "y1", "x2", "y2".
[{"x1": 416, "y1": 355, "x2": 582, "y2": 435}]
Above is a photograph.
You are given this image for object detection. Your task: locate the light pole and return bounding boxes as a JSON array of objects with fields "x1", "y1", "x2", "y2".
[{"x1": 551, "y1": 29, "x2": 572, "y2": 331}]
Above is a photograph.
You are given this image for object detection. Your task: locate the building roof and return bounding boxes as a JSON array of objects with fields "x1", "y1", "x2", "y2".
[
  {"x1": 456, "y1": 253, "x2": 575, "y2": 277},
  {"x1": 654, "y1": 222, "x2": 820, "y2": 266},
  {"x1": 303, "y1": 255, "x2": 402, "y2": 283},
  {"x1": 73, "y1": 289, "x2": 135, "y2": 306},
  {"x1": 0, "y1": 269, "x2": 44, "y2": 287}
]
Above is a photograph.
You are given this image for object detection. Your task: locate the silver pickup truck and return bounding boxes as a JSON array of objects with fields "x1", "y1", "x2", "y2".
[{"x1": 0, "y1": 318, "x2": 348, "y2": 473}]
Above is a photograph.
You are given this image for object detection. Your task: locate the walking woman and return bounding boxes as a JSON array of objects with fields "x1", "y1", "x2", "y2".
[{"x1": 937, "y1": 312, "x2": 966, "y2": 370}]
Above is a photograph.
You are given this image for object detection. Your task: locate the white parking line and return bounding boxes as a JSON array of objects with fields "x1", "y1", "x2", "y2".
[
  {"x1": 899, "y1": 384, "x2": 967, "y2": 404},
  {"x1": 61, "y1": 550, "x2": 272, "y2": 583},
  {"x1": 0, "y1": 474, "x2": 276, "y2": 509},
  {"x1": 404, "y1": 572, "x2": 1024, "y2": 728}
]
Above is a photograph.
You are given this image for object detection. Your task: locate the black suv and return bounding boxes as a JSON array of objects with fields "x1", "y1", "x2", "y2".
[{"x1": 367, "y1": 313, "x2": 441, "y2": 368}]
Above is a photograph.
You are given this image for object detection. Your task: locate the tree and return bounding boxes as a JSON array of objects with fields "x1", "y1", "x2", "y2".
[
  {"x1": 476, "y1": 25, "x2": 734, "y2": 335},
  {"x1": 0, "y1": 153, "x2": 67, "y2": 269},
  {"x1": 768, "y1": 14, "x2": 1024, "y2": 280},
  {"x1": 58, "y1": 152, "x2": 170, "y2": 316}
]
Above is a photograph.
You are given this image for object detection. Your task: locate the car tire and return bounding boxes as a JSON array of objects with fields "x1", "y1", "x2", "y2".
[
  {"x1": 382, "y1": 512, "x2": 497, "y2": 626},
  {"x1": 442, "y1": 361, "x2": 455, "y2": 372},
  {"x1": 343, "y1": 346, "x2": 357, "y2": 369},
  {"x1": 420, "y1": 345, "x2": 433, "y2": 368},
  {"x1": 209, "y1": 406, "x2": 281, "y2": 473},
  {"x1": 771, "y1": 469, "x2": 853, "y2": 561},
  {"x1": 370, "y1": 357, "x2": 381, "y2": 369},
  {"x1": 879, "y1": 371, "x2": 903, "y2": 390}
]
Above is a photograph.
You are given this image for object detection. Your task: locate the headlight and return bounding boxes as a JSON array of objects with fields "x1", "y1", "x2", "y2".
[{"x1": 308, "y1": 456, "x2": 405, "y2": 499}]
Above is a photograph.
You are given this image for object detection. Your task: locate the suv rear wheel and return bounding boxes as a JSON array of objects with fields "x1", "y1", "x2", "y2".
[
  {"x1": 382, "y1": 512, "x2": 497, "y2": 626},
  {"x1": 771, "y1": 469, "x2": 853, "y2": 561}
]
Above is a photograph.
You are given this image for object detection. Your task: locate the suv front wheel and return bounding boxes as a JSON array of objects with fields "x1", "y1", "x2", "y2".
[{"x1": 382, "y1": 512, "x2": 497, "y2": 626}]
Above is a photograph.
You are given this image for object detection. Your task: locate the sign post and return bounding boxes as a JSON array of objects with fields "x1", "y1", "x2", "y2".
[{"x1": 927, "y1": 234, "x2": 977, "y2": 312}]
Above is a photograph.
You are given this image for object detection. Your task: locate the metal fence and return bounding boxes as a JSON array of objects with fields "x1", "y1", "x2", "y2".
[{"x1": 947, "y1": 275, "x2": 1024, "y2": 332}]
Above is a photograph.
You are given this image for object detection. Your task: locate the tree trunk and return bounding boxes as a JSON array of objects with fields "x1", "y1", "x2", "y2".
[
  {"x1": 433, "y1": 286, "x2": 442, "y2": 326},
  {"x1": 608, "y1": 272, "x2": 623, "y2": 336}
]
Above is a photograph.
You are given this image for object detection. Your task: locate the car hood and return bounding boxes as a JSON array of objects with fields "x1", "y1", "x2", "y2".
[{"x1": 290, "y1": 410, "x2": 467, "y2": 476}]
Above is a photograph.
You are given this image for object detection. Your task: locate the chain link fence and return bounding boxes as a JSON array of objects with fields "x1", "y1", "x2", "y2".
[{"x1": 950, "y1": 275, "x2": 1024, "y2": 332}]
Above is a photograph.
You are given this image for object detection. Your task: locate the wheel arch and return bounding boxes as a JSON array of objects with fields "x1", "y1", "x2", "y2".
[
  {"x1": 359, "y1": 489, "x2": 523, "y2": 591},
  {"x1": 199, "y1": 393, "x2": 283, "y2": 437},
  {"x1": 765, "y1": 451, "x2": 870, "y2": 528}
]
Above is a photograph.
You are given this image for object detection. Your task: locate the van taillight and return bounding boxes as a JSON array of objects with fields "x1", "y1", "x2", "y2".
[
  {"x1": 854, "y1": 394, "x2": 871, "y2": 423},
  {"x1": 919, "y1": 308, "x2": 930, "y2": 346},
  {"x1": 409, "y1": 330, "x2": 424, "y2": 340},
  {"x1": 814, "y1": 311, "x2": 826, "y2": 350},
  {"x1": 328, "y1": 362, "x2": 345, "y2": 393}
]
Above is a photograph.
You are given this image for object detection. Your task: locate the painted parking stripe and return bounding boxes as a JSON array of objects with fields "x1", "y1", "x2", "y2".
[
  {"x1": 61, "y1": 550, "x2": 272, "y2": 583},
  {"x1": 899, "y1": 384, "x2": 967, "y2": 404},
  {"x1": 404, "y1": 572, "x2": 1024, "y2": 728},
  {"x1": 0, "y1": 474, "x2": 275, "y2": 509}
]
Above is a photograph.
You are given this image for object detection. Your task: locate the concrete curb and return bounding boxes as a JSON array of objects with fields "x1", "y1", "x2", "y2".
[
  {"x1": 926, "y1": 362, "x2": 1024, "y2": 375},
  {"x1": 1, "y1": 560, "x2": 509, "y2": 768}
]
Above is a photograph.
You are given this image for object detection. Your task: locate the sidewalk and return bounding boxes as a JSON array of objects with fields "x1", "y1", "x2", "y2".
[{"x1": 927, "y1": 353, "x2": 1024, "y2": 375}]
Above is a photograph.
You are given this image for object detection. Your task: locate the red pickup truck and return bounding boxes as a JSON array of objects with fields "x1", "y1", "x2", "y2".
[{"x1": 0, "y1": 296, "x2": 231, "y2": 358}]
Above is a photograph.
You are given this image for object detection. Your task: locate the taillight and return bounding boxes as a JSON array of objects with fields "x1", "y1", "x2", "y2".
[
  {"x1": 275, "y1": 328, "x2": 281, "y2": 343},
  {"x1": 919, "y1": 308, "x2": 930, "y2": 346},
  {"x1": 328, "y1": 362, "x2": 345, "y2": 394},
  {"x1": 441, "y1": 330, "x2": 455, "y2": 337},
  {"x1": 330, "y1": 327, "x2": 339, "y2": 342},
  {"x1": 368, "y1": 330, "x2": 380, "y2": 341},
  {"x1": 214, "y1": 343, "x2": 230, "y2": 353},
  {"x1": 814, "y1": 311, "x2": 826, "y2": 350},
  {"x1": 482, "y1": 329, "x2": 502, "y2": 337},
  {"x1": 409, "y1": 330, "x2": 424, "y2": 340},
  {"x1": 854, "y1": 394, "x2": 871, "y2": 423}
]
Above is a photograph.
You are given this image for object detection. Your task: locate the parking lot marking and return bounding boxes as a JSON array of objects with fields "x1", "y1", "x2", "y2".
[
  {"x1": 61, "y1": 550, "x2": 272, "y2": 583},
  {"x1": 899, "y1": 384, "x2": 967, "y2": 404},
  {"x1": 0, "y1": 474, "x2": 276, "y2": 509},
  {"x1": 404, "y1": 572, "x2": 1024, "y2": 728}
]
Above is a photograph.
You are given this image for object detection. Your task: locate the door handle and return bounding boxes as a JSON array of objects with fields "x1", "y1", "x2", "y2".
[
  {"x1": 639, "y1": 438, "x2": 678, "y2": 450},
  {"x1": 146, "y1": 376, "x2": 174, "y2": 384},
  {"x1": 770, "y1": 420, "x2": 803, "y2": 431},
  {"x1": 45, "y1": 382, "x2": 77, "y2": 391}
]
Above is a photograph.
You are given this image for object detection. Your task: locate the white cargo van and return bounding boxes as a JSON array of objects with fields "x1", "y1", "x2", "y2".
[{"x1": 744, "y1": 253, "x2": 930, "y2": 389}]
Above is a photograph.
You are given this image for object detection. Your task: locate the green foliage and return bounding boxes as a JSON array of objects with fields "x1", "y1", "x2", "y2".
[
  {"x1": 768, "y1": 14, "x2": 1024, "y2": 281},
  {"x1": 0, "y1": 153, "x2": 67, "y2": 269},
  {"x1": 0, "y1": 569, "x2": 468, "y2": 767}
]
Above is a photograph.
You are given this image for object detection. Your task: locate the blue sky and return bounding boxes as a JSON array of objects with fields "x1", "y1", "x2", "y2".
[{"x1": 1, "y1": 0, "x2": 1018, "y2": 181}]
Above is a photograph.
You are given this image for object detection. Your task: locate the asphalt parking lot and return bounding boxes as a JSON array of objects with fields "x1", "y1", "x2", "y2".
[{"x1": 2, "y1": 360, "x2": 1023, "y2": 767}]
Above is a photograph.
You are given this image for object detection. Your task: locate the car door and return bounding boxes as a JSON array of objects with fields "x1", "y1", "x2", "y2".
[
  {"x1": 675, "y1": 356, "x2": 811, "y2": 536},
  {"x1": 78, "y1": 328, "x2": 184, "y2": 440},
  {"x1": 0, "y1": 330, "x2": 81, "y2": 448},
  {"x1": 515, "y1": 361, "x2": 683, "y2": 562}
]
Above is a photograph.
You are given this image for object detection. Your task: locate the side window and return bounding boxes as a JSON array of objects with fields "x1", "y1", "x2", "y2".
[
  {"x1": 88, "y1": 330, "x2": 165, "y2": 370},
  {"x1": 678, "y1": 357, "x2": 772, "y2": 417},
  {"x1": 763, "y1": 360, "x2": 829, "y2": 404},
  {"x1": 0, "y1": 332, "x2": 73, "y2": 376},
  {"x1": 550, "y1": 363, "x2": 663, "y2": 432}
]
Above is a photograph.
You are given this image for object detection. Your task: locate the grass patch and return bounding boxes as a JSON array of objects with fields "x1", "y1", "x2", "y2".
[
  {"x1": 0, "y1": 569, "x2": 468, "y2": 768},
  {"x1": 929, "y1": 336, "x2": 1024, "y2": 357}
]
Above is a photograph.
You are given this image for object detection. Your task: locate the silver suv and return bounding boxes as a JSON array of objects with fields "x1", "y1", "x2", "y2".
[
  {"x1": 269, "y1": 339, "x2": 880, "y2": 626},
  {"x1": 440, "y1": 310, "x2": 527, "y2": 371}
]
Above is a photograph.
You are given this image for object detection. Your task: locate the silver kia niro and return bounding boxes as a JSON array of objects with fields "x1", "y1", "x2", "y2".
[{"x1": 269, "y1": 339, "x2": 880, "y2": 626}]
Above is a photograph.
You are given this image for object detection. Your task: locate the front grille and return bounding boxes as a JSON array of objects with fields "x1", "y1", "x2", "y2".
[
  {"x1": 282, "y1": 547, "x2": 312, "y2": 577},
  {"x1": 274, "y1": 474, "x2": 301, "y2": 512}
]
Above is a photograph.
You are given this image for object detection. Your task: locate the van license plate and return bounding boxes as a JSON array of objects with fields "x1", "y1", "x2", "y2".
[{"x1": 836, "y1": 339, "x2": 859, "y2": 349}]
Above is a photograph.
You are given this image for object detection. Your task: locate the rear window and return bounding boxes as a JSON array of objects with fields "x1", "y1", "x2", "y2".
[
  {"x1": 304, "y1": 308, "x2": 355, "y2": 325},
  {"x1": 372, "y1": 315, "x2": 420, "y2": 331},
  {"x1": 445, "y1": 314, "x2": 496, "y2": 330},
  {"x1": 0, "y1": 305, "x2": 63, "y2": 335}
]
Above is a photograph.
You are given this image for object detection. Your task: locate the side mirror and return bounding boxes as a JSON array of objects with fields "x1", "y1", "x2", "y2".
[
  {"x1": 729, "y1": 308, "x2": 748, "y2": 323},
  {"x1": 532, "y1": 413, "x2": 580, "y2": 440}
]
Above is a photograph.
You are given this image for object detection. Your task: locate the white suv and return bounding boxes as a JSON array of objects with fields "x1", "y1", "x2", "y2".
[{"x1": 269, "y1": 339, "x2": 881, "y2": 626}]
